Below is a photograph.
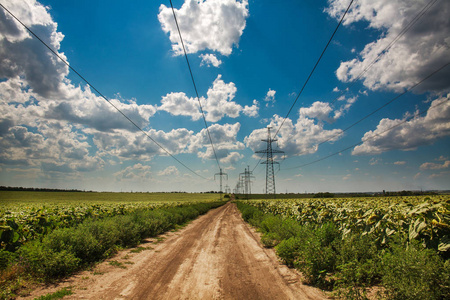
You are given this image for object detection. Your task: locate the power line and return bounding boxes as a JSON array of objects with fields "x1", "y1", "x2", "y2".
[
  {"x1": 273, "y1": 0, "x2": 355, "y2": 138},
  {"x1": 169, "y1": 0, "x2": 221, "y2": 171},
  {"x1": 0, "y1": 3, "x2": 210, "y2": 181},
  {"x1": 329, "y1": 0, "x2": 440, "y2": 106},
  {"x1": 273, "y1": 0, "x2": 444, "y2": 168},
  {"x1": 281, "y1": 96, "x2": 449, "y2": 171},
  {"x1": 284, "y1": 61, "x2": 450, "y2": 160},
  {"x1": 249, "y1": 0, "x2": 354, "y2": 175}
]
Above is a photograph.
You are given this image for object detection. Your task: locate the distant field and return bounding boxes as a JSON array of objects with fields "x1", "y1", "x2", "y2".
[{"x1": 0, "y1": 191, "x2": 221, "y2": 207}]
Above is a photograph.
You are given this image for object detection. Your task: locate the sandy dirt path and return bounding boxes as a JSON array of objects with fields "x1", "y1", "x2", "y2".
[{"x1": 20, "y1": 202, "x2": 328, "y2": 300}]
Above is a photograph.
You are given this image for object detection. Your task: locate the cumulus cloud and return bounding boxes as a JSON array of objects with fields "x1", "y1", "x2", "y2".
[
  {"x1": 159, "y1": 92, "x2": 202, "y2": 120},
  {"x1": 0, "y1": 0, "x2": 71, "y2": 99},
  {"x1": 158, "y1": 0, "x2": 249, "y2": 56},
  {"x1": 158, "y1": 166, "x2": 180, "y2": 176},
  {"x1": 342, "y1": 174, "x2": 351, "y2": 180},
  {"x1": 352, "y1": 94, "x2": 450, "y2": 155},
  {"x1": 220, "y1": 151, "x2": 243, "y2": 164},
  {"x1": 192, "y1": 123, "x2": 245, "y2": 160},
  {"x1": 394, "y1": 161, "x2": 406, "y2": 165},
  {"x1": 264, "y1": 89, "x2": 276, "y2": 107},
  {"x1": 158, "y1": 75, "x2": 258, "y2": 122},
  {"x1": 327, "y1": 0, "x2": 450, "y2": 93},
  {"x1": 245, "y1": 110, "x2": 343, "y2": 157},
  {"x1": 114, "y1": 163, "x2": 151, "y2": 181},
  {"x1": 420, "y1": 160, "x2": 450, "y2": 170},
  {"x1": 199, "y1": 53, "x2": 222, "y2": 67}
]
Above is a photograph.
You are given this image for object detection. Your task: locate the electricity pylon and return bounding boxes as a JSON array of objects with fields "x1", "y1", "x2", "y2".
[
  {"x1": 255, "y1": 127, "x2": 284, "y2": 195},
  {"x1": 239, "y1": 166, "x2": 254, "y2": 199},
  {"x1": 214, "y1": 168, "x2": 228, "y2": 200}
]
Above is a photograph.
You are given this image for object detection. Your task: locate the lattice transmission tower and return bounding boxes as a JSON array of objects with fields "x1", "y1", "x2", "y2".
[
  {"x1": 214, "y1": 168, "x2": 228, "y2": 199},
  {"x1": 256, "y1": 127, "x2": 284, "y2": 195}
]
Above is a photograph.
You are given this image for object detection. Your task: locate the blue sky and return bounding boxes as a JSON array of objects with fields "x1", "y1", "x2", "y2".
[{"x1": 0, "y1": 0, "x2": 449, "y2": 193}]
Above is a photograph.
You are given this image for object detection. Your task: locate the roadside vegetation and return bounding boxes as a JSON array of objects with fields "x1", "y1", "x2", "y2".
[
  {"x1": 236, "y1": 196, "x2": 450, "y2": 300},
  {"x1": 0, "y1": 192, "x2": 224, "y2": 299}
]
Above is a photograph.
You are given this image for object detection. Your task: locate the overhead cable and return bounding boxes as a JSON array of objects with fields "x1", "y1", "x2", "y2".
[
  {"x1": 273, "y1": 0, "x2": 355, "y2": 138},
  {"x1": 250, "y1": 0, "x2": 354, "y2": 175},
  {"x1": 291, "y1": 61, "x2": 450, "y2": 158},
  {"x1": 0, "y1": 3, "x2": 210, "y2": 181},
  {"x1": 169, "y1": 0, "x2": 222, "y2": 170},
  {"x1": 281, "y1": 97, "x2": 449, "y2": 171},
  {"x1": 329, "y1": 0, "x2": 440, "y2": 106}
]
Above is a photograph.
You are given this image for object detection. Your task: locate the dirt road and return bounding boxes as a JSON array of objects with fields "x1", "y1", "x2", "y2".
[{"x1": 22, "y1": 202, "x2": 327, "y2": 300}]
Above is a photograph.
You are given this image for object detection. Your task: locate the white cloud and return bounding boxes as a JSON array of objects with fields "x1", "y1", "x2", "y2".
[
  {"x1": 220, "y1": 152, "x2": 243, "y2": 164},
  {"x1": 114, "y1": 163, "x2": 151, "y2": 181},
  {"x1": 0, "y1": 0, "x2": 70, "y2": 99},
  {"x1": 369, "y1": 158, "x2": 381, "y2": 165},
  {"x1": 420, "y1": 160, "x2": 450, "y2": 170},
  {"x1": 353, "y1": 94, "x2": 450, "y2": 155},
  {"x1": 264, "y1": 89, "x2": 276, "y2": 107},
  {"x1": 191, "y1": 123, "x2": 245, "y2": 160},
  {"x1": 158, "y1": 0, "x2": 249, "y2": 56},
  {"x1": 300, "y1": 101, "x2": 334, "y2": 123},
  {"x1": 199, "y1": 53, "x2": 222, "y2": 67},
  {"x1": 327, "y1": 0, "x2": 450, "y2": 93},
  {"x1": 342, "y1": 174, "x2": 351, "y2": 180},
  {"x1": 202, "y1": 75, "x2": 240, "y2": 122},
  {"x1": 242, "y1": 99, "x2": 259, "y2": 117},
  {"x1": 159, "y1": 92, "x2": 202, "y2": 120},
  {"x1": 245, "y1": 111, "x2": 343, "y2": 157},
  {"x1": 157, "y1": 75, "x2": 258, "y2": 122},
  {"x1": 158, "y1": 166, "x2": 180, "y2": 176},
  {"x1": 394, "y1": 161, "x2": 406, "y2": 165}
]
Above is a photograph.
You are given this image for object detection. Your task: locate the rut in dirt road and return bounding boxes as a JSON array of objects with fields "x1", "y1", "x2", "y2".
[{"x1": 26, "y1": 202, "x2": 328, "y2": 300}]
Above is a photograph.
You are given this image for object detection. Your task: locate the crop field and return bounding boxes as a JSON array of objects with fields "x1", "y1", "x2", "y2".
[
  {"x1": 0, "y1": 191, "x2": 221, "y2": 252},
  {"x1": 236, "y1": 195, "x2": 450, "y2": 299},
  {"x1": 244, "y1": 195, "x2": 450, "y2": 252}
]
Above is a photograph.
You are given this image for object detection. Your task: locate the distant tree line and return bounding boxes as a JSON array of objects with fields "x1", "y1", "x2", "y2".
[{"x1": 0, "y1": 186, "x2": 93, "y2": 192}]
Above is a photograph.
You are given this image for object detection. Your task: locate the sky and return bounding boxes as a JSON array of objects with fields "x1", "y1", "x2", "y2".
[{"x1": 0, "y1": 0, "x2": 449, "y2": 193}]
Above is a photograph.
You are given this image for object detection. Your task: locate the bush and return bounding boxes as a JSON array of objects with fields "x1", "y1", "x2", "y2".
[
  {"x1": 381, "y1": 239, "x2": 450, "y2": 300},
  {"x1": 276, "y1": 237, "x2": 303, "y2": 267},
  {"x1": 42, "y1": 227, "x2": 103, "y2": 263},
  {"x1": 336, "y1": 234, "x2": 381, "y2": 288},
  {"x1": 19, "y1": 242, "x2": 80, "y2": 278}
]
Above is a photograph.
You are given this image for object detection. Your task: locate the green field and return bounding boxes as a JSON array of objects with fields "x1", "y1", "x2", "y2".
[
  {"x1": 0, "y1": 191, "x2": 220, "y2": 206},
  {"x1": 0, "y1": 191, "x2": 223, "y2": 253}
]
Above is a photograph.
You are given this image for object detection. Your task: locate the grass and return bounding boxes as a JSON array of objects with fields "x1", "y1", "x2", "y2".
[
  {"x1": 108, "y1": 261, "x2": 126, "y2": 269},
  {"x1": 0, "y1": 191, "x2": 220, "y2": 206},
  {"x1": 34, "y1": 287, "x2": 72, "y2": 300},
  {"x1": 130, "y1": 246, "x2": 152, "y2": 253}
]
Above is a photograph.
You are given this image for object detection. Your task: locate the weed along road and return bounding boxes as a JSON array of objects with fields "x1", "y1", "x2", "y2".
[{"x1": 22, "y1": 202, "x2": 327, "y2": 300}]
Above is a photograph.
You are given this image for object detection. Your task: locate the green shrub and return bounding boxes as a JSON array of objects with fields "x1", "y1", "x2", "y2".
[
  {"x1": 335, "y1": 234, "x2": 381, "y2": 289},
  {"x1": 19, "y1": 242, "x2": 80, "y2": 278},
  {"x1": 276, "y1": 237, "x2": 303, "y2": 267},
  {"x1": 0, "y1": 249, "x2": 17, "y2": 270},
  {"x1": 381, "y1": 239, "x2": 449, "y2": 300},
  {"x1": 42, "y1": 227, "x2": 103, "y2": 263},
  {"x1": 112, "y1": 215, "x2": 142, "y2": 248},
  {"x1": 81, "y1": 218, "x2": 120, "y2": 257},
  {"x1": 292, "y1": 223, "x2": 339, "y2": 288}
]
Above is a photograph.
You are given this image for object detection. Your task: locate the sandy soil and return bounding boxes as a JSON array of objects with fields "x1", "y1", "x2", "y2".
[{"x1": 19, "y1": 202, "x2": 328, "y2": 300}]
